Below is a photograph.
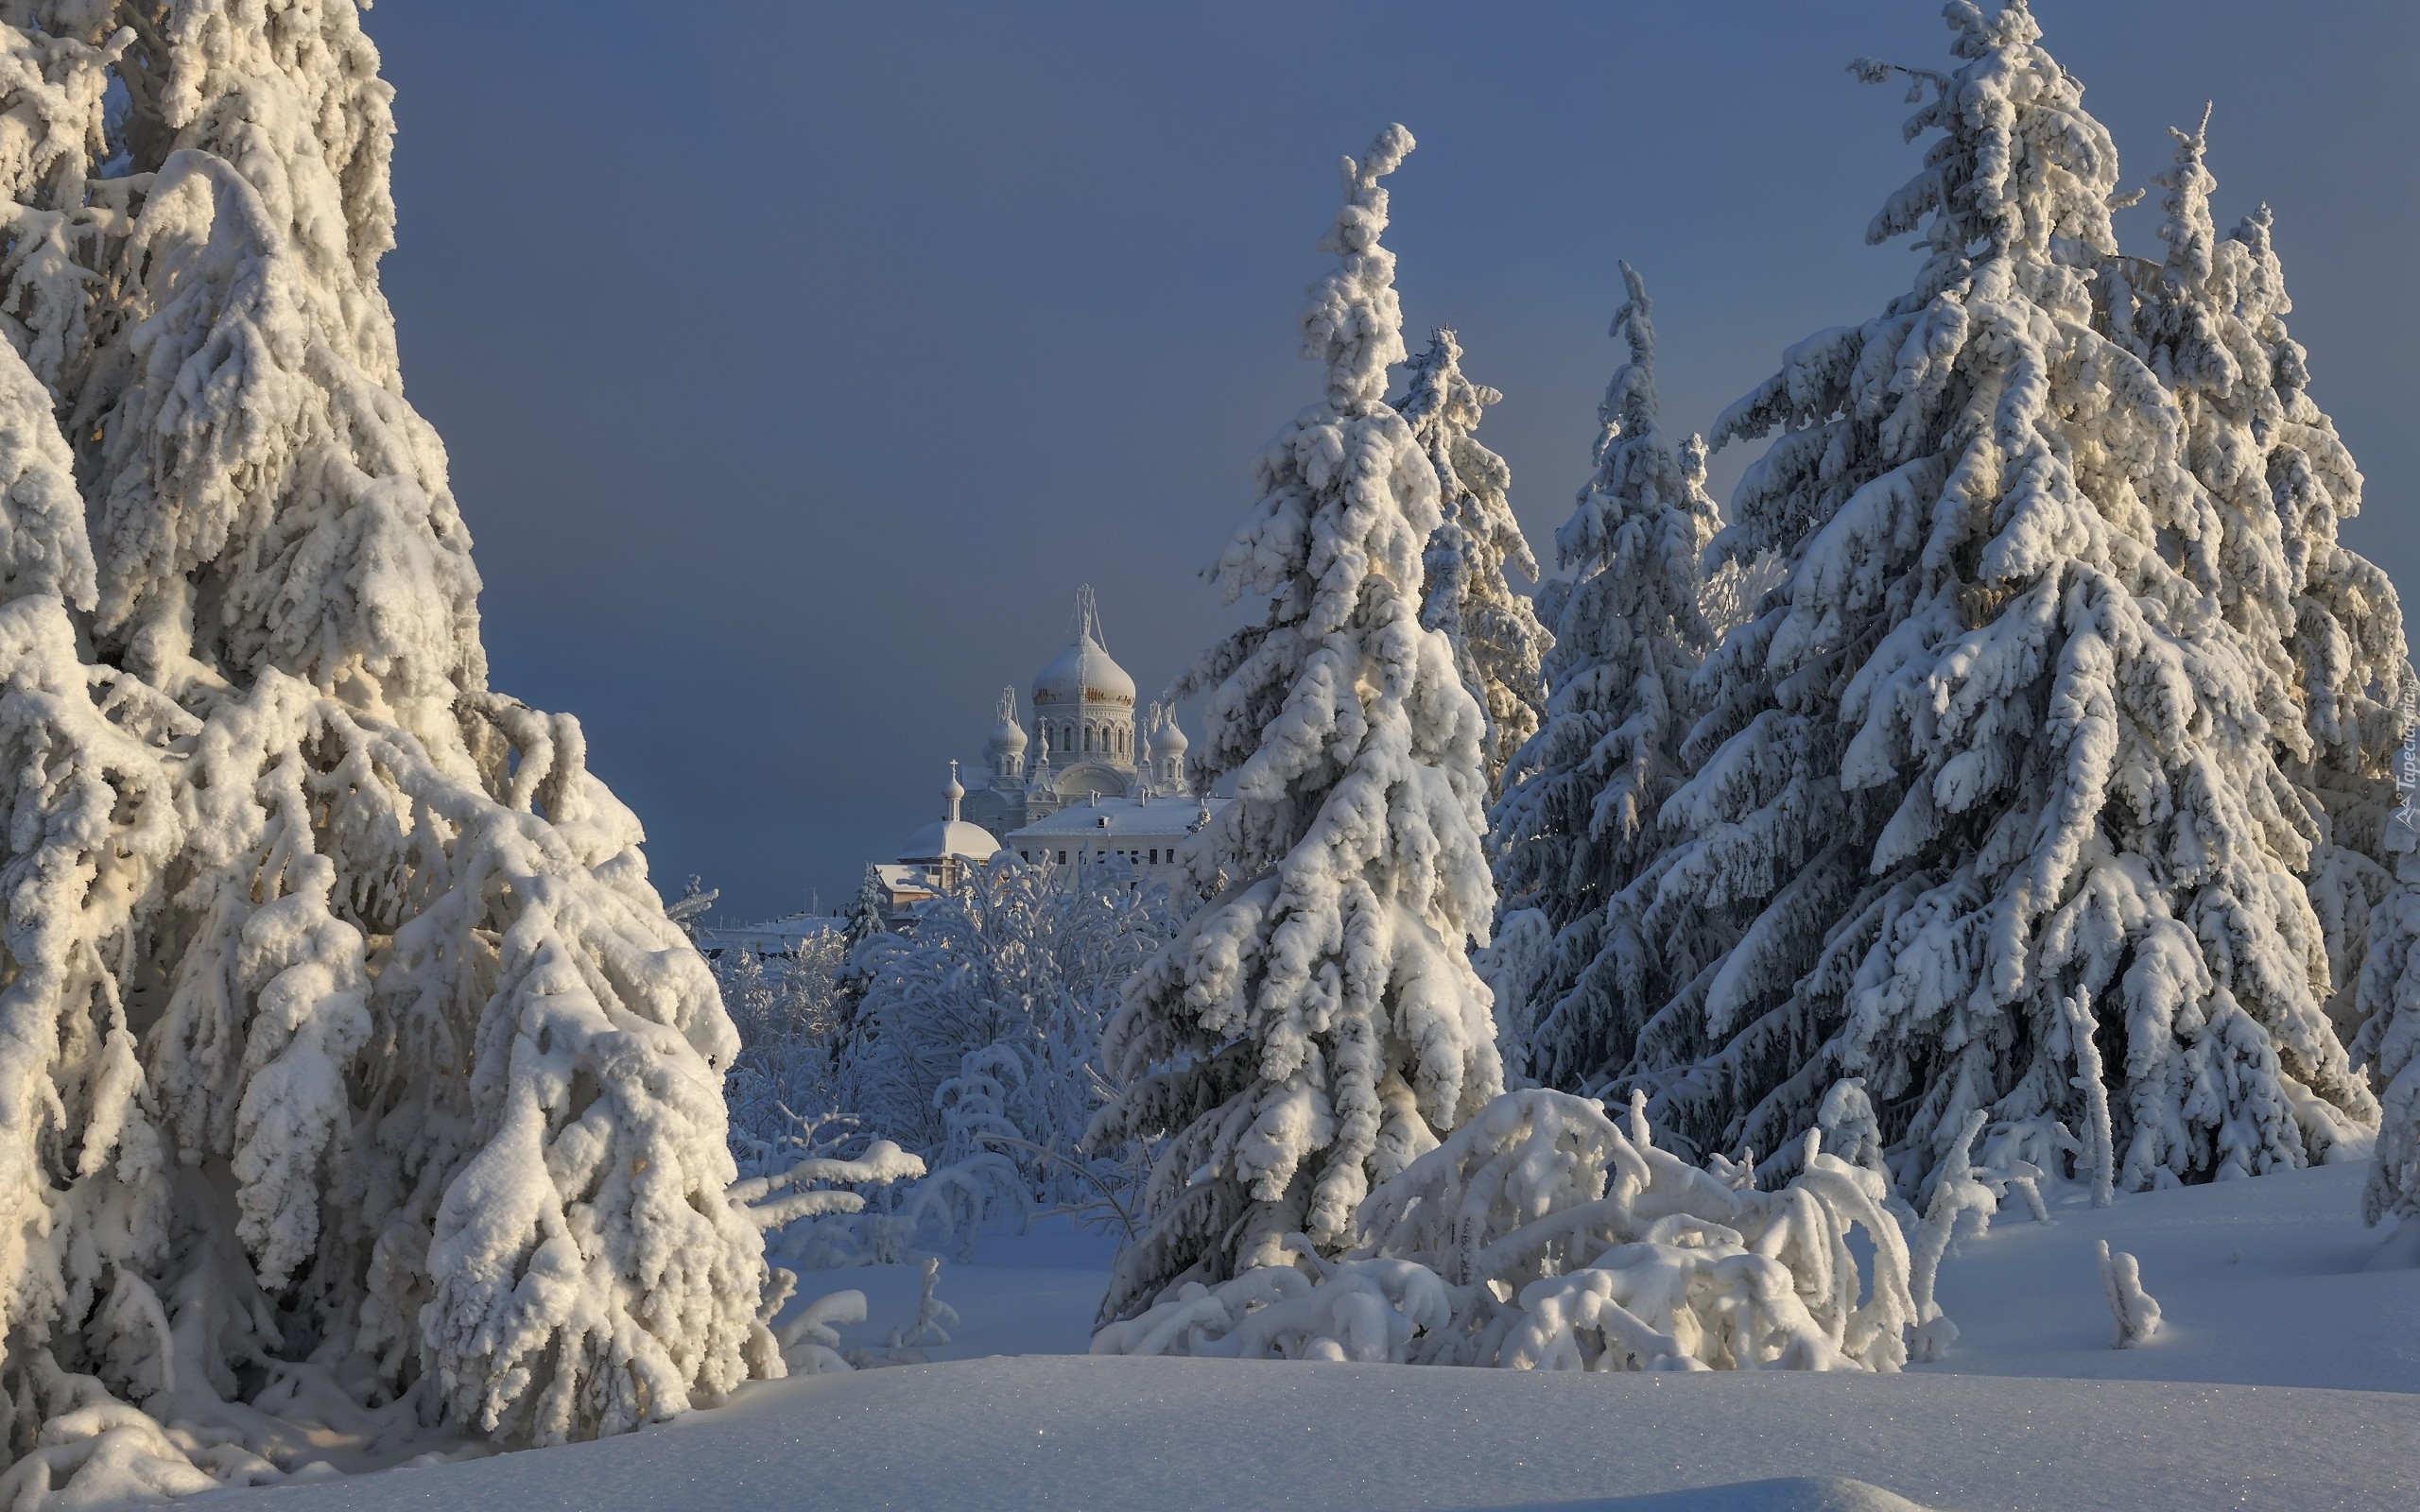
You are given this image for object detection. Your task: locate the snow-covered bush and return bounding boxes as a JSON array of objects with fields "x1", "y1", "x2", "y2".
[
  {"x1": 717, "y1": 855, "x2": 1167, "y2": 1274},
  {"x1": 843, "y1": 853, "x2": 1171, "y2": 1206},
  {"x1": 1093, "y1": 1089, "x2": 1934, "y2": 1372},
  {"x1": 1488, "y1": 262, "x2": 1723, "y2": 1091},
  {"x1": 1397, "y1": 327, "x2": 1549, "y2": 797},
  {"x1": 1091, "y1": 126, "x2": 1502, "y2": 1325},
  {"x1": 2095, "y1": 1240, "x2": 2163, "y2": 1348},
  {"x1": 0, "y1": 1, "x2": 785, "y2": 1491},
  {"x1": 1631, "y1": 0, "x2": 2373, "y2": 1199},
  {"x1": 719, "y1": 934, "x2": 851, "y2": 1160},
  {"x1": 737, "y1": 1139, "x2": 925, "y2": 1375}
]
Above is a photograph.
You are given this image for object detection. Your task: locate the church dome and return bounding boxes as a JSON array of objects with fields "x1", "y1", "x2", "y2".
[
  {"x1": 902, "y1": 760, "x2": 999, "y2": 863},
  {"x1": 988, "y1": 713, "x2": 1028, "y2": 756},
  {"x1": 899, "y1": 817, "x2": 999, "y2": 865},
  {"x1": 1034, "y1": 586, "x2": 1136, "y2": 708},
  {"x1": 1148, "y1": 712, "x2": 1188, "y2": 757},
  {"x1": 1034, "y1": 634, "x2": 1135, "y2": 708}
]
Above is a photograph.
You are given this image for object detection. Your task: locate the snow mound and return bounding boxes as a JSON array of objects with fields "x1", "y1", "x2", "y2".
[{"x1": 1585, "y1": 1478, "x2": 1937, "y2": 1512}]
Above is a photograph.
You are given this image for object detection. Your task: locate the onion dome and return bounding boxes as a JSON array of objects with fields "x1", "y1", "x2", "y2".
[
  {"x1": 1033, "y1": 636, "x2": 1135, "y2": 707},
  {"x1": 987, "y1": 686, "x2": 1028, "y2": 756},
  {"x1": 1034, "y1": 585, "x2": 1136, "y2": 707},
  {"x1": 1148, "y1": 706, "x2": 1189, "y2": 759}
]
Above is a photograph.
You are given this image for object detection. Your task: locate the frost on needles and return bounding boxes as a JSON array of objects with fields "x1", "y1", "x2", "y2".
[
  {"x1": 1090, "y1": 126, "x2": 1503, "y2": 1324},
  {"x1": 0, "y1": 2, "x2": 785, "y2": 1495},
  {"x1": 1633, "y1": 0, "x2": 2377, "y2": 1199}
]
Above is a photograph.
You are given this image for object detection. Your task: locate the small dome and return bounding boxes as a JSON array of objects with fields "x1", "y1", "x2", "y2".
[
  {"x1": 1149, "y1": 713, "x2": 1189, "y2": 756},
  {"x1": 986, "y1": 685, "x2": 1027, "y2": 755},
  {"x1": 1034, "y1": 634, "x2": 1135, "y2": 708},
  {"x1": 900, "y1": 818, "x2": 999, "y2": 865}
]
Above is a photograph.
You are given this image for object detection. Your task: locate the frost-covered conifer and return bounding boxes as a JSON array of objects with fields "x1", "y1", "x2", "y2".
[
  {"x1": 1396, "y1": 328, "x2": 1548, "y2": 796},
  {"x1": 2107, "y1": 112, "x2": 2416, "y2": 1031},
  {"x1": 0, "y1": 3, "x2": 775, "y2": 1491},
  {"x1": 1091, "y1": 127, "x2": 1501, "y2": 1322},
  {"x1": 1488, "y1": 263, "x2": 1722, "y2": 1090},
  {"x1": 1638, "y1": 0, "x2": 2372, "y2": 1197}
]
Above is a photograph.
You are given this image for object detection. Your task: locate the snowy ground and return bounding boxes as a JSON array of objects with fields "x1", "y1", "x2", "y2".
[
  {"x1": 1919, "y1": 1161, "x2": 2420, "y2": 1393},
  {"x1": 202, "y1": 1169, "x2": 2419, "y2": 1512}
]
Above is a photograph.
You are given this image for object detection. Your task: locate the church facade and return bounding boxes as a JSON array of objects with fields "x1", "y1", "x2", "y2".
[
  {"x1": 959, "y1": 585, "x2": 1195, "y2": 834},
  {"x1": 870, "y1": 587, "x2": 1225, "y2": 919}
]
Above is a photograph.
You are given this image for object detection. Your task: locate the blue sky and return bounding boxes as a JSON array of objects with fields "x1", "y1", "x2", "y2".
[{"x1": 363, "y1": 2, "x2": 2418, "y2": 921}]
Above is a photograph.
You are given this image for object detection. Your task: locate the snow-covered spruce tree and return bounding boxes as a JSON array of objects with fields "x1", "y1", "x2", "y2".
[
  {"x1": 1090, "y1": 126, "x2": 1500, "y2": 1323},
  {"x1": 2353, "y1": 821, "x2": 2420, "y2": 1260},
  {"x1": 1636, "y1": 0, "x2": 2372, "y2": 1198},
  {"x1": 0, "y1": 2, "x2": 776, "y2": 1490},
  {"x1": 2248, "y1": 206, "x2": 2414, "y2": 911},
  {"x1": 2106, "y1": 112, "x2": 2416, "y2": 1034},
  {"x1": 1487, "y1": 262, "x2": 1721, "y2": 1091},
  {"x1": 1395, "y1": 328, "x2": 1548, "y2": 798}
]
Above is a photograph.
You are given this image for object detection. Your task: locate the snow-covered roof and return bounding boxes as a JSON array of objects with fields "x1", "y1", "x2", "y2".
[
  {"x1": 699, "y1": 914, "x2": 841, "y2": 954},
  {"x1": 899, "y1": 817, "x2": 1001, "y2": 863},
  {"x1": 1008, "y1": 794, "x2": 1225, "y2": 841}
]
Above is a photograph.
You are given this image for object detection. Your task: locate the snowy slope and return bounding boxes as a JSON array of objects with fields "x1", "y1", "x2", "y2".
[
  {"x1": 199, "y1": 1358, "x2": 2412, "y2": 1512},
  {"x1": 1919, "y1": 1162, "x2": 2420, "y2": 1391},
  {"x1": 198, "y1": 1171, "x2": 2418, "y2": 1512}
]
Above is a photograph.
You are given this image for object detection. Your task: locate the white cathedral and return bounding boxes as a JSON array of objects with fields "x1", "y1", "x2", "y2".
[{"x1": 873, "y1": 587, "x2": 1226, "y2": 917}]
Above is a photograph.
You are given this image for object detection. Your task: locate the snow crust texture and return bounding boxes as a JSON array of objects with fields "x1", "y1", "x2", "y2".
[{"x1": 0, "y1": 2, "x2": 780, "y2": 1498}]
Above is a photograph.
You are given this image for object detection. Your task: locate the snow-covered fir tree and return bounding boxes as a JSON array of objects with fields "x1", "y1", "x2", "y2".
[
  {"x1": 2106, "y1": 112, "x2": 2416, "y2": 1034},
  {"x1": 0, "y1": 3, "x2": 777, "y2": 1490},
  {"x1": 2354, "y1": 816, "x2": 2420, "y2": 1257},
  {"x1": 1487, "y1": 263, "x2": 1722, "y2": 1090},
  {"x1": 1634, "y1": 0, "x2": 2373, "y2": 1199},
  {"x1": 1090, "y1": 126, "x2": 1501, "y2": 1323},
  {"x1": 1396, "y1": 328, "x2": 1549, "y2": 797}
]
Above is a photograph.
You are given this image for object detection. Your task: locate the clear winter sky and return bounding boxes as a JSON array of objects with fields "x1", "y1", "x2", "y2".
[{"x1": 363, "y1": 2, "x2": 2418, "y2": 923}]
